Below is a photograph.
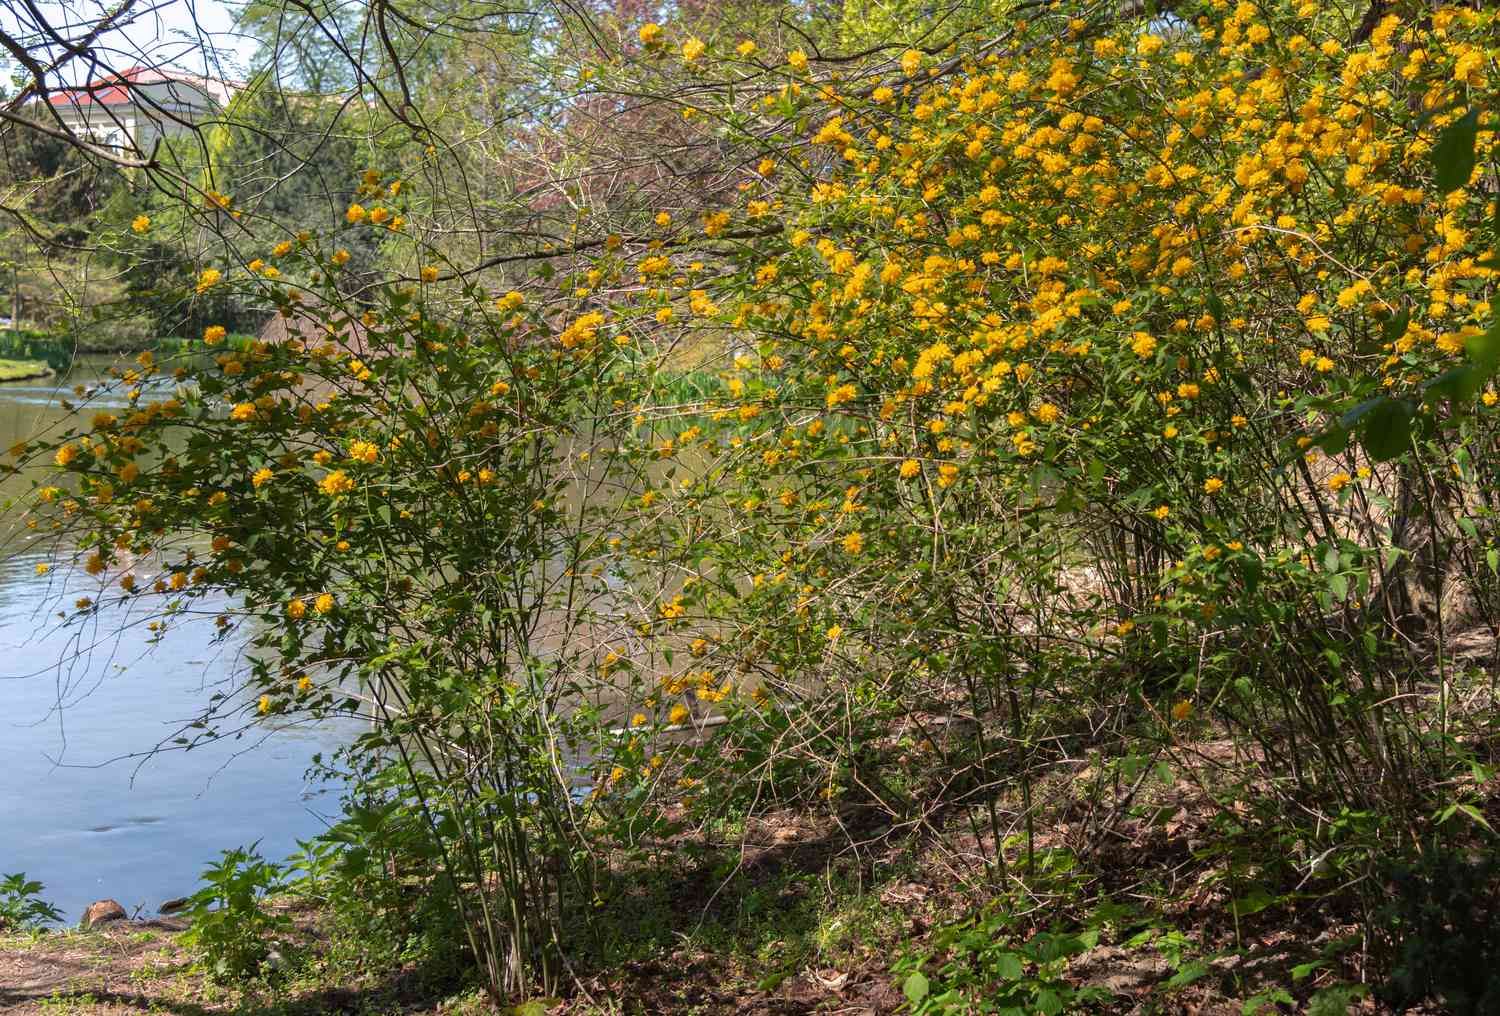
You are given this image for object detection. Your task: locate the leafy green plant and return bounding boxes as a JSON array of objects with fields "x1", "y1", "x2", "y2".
[
  {"x1": 0, "y1": 872, "x2": 63, "y2": 930},
  {"x1": 896, "y1": 919, "x2": 1112, "y2": 1016},
  {"x1": 179, "y1": 844, "x2": 294, "y2": 982},
  {"x1": 285, "y1": 766, "x2": 470, "y2": 981},
  {"x1": 894, "y1": 863, "x2": 1116, "y2": 1016},
  {"x1": 1376, "y1": 851, "x2": 1500, "y2": 1015}
]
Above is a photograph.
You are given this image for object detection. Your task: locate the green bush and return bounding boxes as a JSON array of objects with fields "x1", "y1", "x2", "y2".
[
  {"x1": 180, "y1": 844, "x2": 295, "y2": 982},
  {"x1": 0, "y1": 872, "x2": 63, "y2": 931}
]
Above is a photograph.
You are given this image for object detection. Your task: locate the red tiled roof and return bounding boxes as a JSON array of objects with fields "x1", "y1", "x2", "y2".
[{"x1": 47, "y1": 66, "x2": 206, "y2": 108}]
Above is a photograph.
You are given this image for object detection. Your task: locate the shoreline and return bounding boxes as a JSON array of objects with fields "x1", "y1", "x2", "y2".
[{"x1": 0, "y1": 359, "x2": 55, "y2": 383}]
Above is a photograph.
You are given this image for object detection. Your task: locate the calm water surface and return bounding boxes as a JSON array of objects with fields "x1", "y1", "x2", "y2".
[{"x1": 0, "y1": 358, "x2": 355, "y2": 922}]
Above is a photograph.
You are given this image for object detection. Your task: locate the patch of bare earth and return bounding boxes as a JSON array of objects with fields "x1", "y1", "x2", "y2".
[{"x1": 0, "y1": 920, "x2": 201, "y2": 1015}]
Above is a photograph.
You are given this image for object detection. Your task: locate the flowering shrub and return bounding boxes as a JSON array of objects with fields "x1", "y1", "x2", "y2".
[
  {"x1": 604, "y1": 2, "x2": 1500, "y2": 862},
  {"x1": 12, "y1": 176, "x2": 658, "y2": 999},
  {"x1": 11, "y1": 0, "x2": 1500, "y2": 1002}
]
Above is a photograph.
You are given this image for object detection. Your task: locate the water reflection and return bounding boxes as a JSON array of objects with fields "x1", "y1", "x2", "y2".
[{"x1": 0, "y1": 357, "x2": 355, "y2": 922}]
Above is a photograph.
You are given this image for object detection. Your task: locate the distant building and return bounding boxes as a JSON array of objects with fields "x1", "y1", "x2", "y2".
[{"x1": 46, "y1": 67, "x2": 243, "y2": 152}]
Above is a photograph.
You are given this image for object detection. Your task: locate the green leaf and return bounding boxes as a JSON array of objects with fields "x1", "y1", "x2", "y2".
[
  {"x1": 1380, "y1": 307, "x2": 1411, "y2": 346},
  {"x1": 994, "y1": 952, "x2": 1024, "y2": 980},
  {"x1": 1244, "y1": 989, "x2": 1296, "y2": 1014},
  {"x1": 1230, "y1": 886, "x2": 1276, "y2": 918},
  {"x1": 1433, "y1": 108, "x2": 1480, "y2": 194},
  {"x1": 1035, "y1": 988, "x2": 1063, "y2": 1015},
  {"x1": 1239, "y1": 555, "x2": 1262, "y2": 596},
  {"x1": 1457, "y1": 802, "x2": 1494, "y2": 832},
  {"x1": 511, "y1": 1001, "x2": 560, "y2": 1016},
  {"x1": 1466, "y1": 319, "x2": 1500, "y2": 369},
  {"x1": 1357, "y1": 398, "x2": 1413, "y2": 461},
  {"x1": 903, "y1": 970, "x2": 930, "y2": 1004},
  {"x1": 1165, "y1": 961, "x2": 1209, "y2": 989},
  {"x1": 1315, "y1": 425, "x2": 1350, "y2": 455},
  {"x1": 1424, "y1": 365, "x2": 1486, "y2": 408},
  {"x1": 1307, "y1": 984, "x2": 1367, "y2": 1016}
]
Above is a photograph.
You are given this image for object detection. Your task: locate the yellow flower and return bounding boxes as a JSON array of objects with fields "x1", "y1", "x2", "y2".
[
  {"x1": 899, "y1": 458, "x2": 921, "y2": 479},
  {"x1": 34, "y1": 563, "x2": 49, "y2": 576},
  {"x1": 1203, "y1": 477, "x2": 1224, "y2": 494},
  {"x1": 230, "y1": 402, "x2": 257, "y2": 422},
  {"x1": 346, "y1": 203, "x2": 367, "y2": 223},
  {"x1": 196, "y1": 268, "x2": 222, "y2": 293},
  {"x1": 496, "y1": 290, "x2": 524, "y2": 311},
  {"x1": 1115, "y1": 620, "x2": 1135, "y2": 637},
  {"x1": 655, "y1": 211, "x2": 672, "y2": 227},
  {"x1": 252, "y1": 467, "x2": 273, "y2": 488},
  {"x1": 331, "y1": 249, "x2": 351, "y2": 266},
  {"x1": 287, "y1": 599, "x2": 307, "y2": 619},
  {"x1": 1328, "y1": 472, "x2": 1351, "y2": 492},
  {"x1": 85, "y1": 553, "x2": 105, "y2": 575},
  {"x1": 348, "y1": 440, "x2": 379, "y2": 464},
  {"x1": 1171, "y1": 700, "x2": 1193, "y2": 722},
  {"x1": 420, "y1": 265, "x2": 440, "y2": 283},
  {"x1": 736, "y1": 39, "x2": 756, "y2": 57},
  {"x1": 258, "y1": 695, "x2": 271, "y2": 715},
  {"x1": 54, "y1": 444, "x2": 79, "y2": 467},
  {"x1": 842, "y1": 531, "x2": 865, "y2": 554},
  {"x1": 668, "y1": 703, "x2": 690, "y2": 724},
  {"x1": 1033, "y1": 402, "x2": 1060, "y2": 424},
  {"x1": 314, "y1": 593, "x2": 335, "y2": 614},
  {"x1": 131, "y1": 215, "x2": 150, "y2": 233},
  {"x1": 319, "y1": 470, "x2": 355, "y2": 496},
  {"x1": 901, "y1": 50, "x2": 922, "y2": 74},
  {"x1": 826, "y1": 624, "x2": 843, "y2": 641},
  {"x1": 682, "y1": 37, "x2": 705, "y2": 62},
  {"x1": 298, "y1": 674, "x2": 312, "y2": 692},
  {"x1": 272, "y1": 240, "x2": 293, "y2": 257},
  {"x1": 788, "y1": 49, "x2": 808, "y2": 72},
  {"x1": 639, "y1": 22, "x2": 662, "y2": 45},
  {"x1": 1130, "y1": 332, "x2": 1157, "y2": 358},
  {"x1": 203, "y1": 325, "x2": 226, "y2": 345},
  {"x1": 120, "y1": 574, "x2": 136, "y2": 592},
  {"x1": 631, "y1": 712, "x2": 647, "y2": 727},
  {"x1": 1152, "y1": 505, "x2": 1170, "y2": 520}
]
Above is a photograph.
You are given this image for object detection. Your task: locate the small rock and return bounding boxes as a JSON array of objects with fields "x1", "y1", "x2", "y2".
[
  {"x1": 159, "y1": 897, "x2": 190, "y2": 915},
  {"x1": 82, "y1": 899, "x2": 127, "y2": 928}
]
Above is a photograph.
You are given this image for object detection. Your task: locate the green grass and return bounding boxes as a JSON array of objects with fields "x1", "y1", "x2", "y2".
[{"x1": 0, "y1": 358, "x2": 53, "y2": 381}]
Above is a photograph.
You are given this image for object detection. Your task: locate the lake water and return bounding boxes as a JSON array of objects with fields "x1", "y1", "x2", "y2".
[{"x1": 0, "y1": 358, "x2": 355, "y2": 923}]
